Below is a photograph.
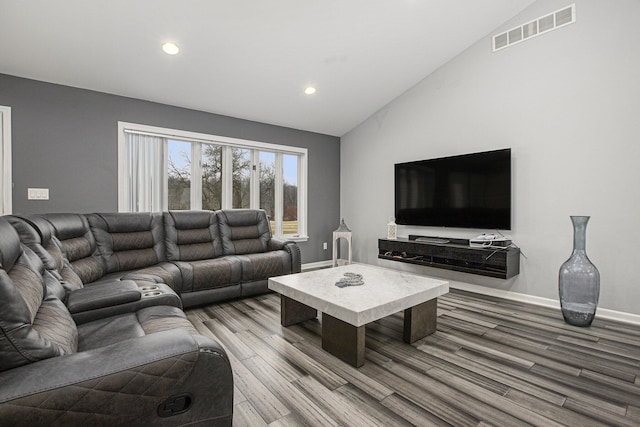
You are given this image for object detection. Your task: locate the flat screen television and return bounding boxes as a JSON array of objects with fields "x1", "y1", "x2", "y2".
[{"x1": 394, "y1": 148, "x2": 511, "y2": 230}]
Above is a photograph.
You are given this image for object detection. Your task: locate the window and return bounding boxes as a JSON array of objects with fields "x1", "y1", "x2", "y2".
[
  {"x1": 259, "y1": 151, "x2": 276, "y2": 233},
  {"x1": 283, "y1": 154, "x2": 299, "y2": 236},
  {"x1": 232, "y1": 148, "x2": 251, "y2": 209},
  {"x1": 201, "y1": 144, "x2": 222, "y2": 210},
  {"x1": 118, "y1": 122, "x2": 308, "y2": 241},
  {"x1": 168, "y1": 140, "x2": 191, "y2": 210},
  {"x1": 0, "y1": 106, "x2": 12, "y2": 215}
]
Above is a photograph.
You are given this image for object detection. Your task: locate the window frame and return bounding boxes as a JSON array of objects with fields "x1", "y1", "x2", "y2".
[
  {"x1": 118, "y1": 121, "x2": 308, "y2": 241},
  {"x1": 0, "y1": 106, "x2": 12, "y2": 215}
]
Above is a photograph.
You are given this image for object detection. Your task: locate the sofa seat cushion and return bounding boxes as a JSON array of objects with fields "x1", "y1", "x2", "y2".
[
  {"x1": 174, "y1": 257, "x2": 242, "y2": 292},
  {"x1": 236, "y1": 251, "x2": 292, "y2": 282},
  {"x1": 77, "y1": 305, "x2": 196, "y2": 351}
]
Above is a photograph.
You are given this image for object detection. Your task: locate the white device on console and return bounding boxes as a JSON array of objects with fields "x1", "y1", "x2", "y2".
[{"x1": 469, "y1": 233, "x2": 511, "y2": 248}]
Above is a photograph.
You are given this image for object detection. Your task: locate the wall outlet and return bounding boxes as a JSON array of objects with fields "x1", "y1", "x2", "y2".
[
  {"x1": 28, "y1": 188, "x2": 49, "y2": 200},
  {"x1": 323, "y1": 242, "x2": 328, "y2": 250}
]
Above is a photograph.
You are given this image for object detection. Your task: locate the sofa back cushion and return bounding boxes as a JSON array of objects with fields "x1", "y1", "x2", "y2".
[
  {"x1": 6, "y1": 216, "x2": 68, "y2": 299},
  {"x1": 217, "y1": 209, "x2": 271, "y2": 255},
  {"x1": 164, "y1": 210, "x2": 224, "y2": 261},
  {"x1": 6, "y1": 216, "x2": 59, "y2": 273},
  {"x1": 0, "y1": 218, "x2": 77, "y2": 372},
  {"x1": 88, "y1": 212, "x2": 166, "y2": 273},
  {"x1": 41, "y1": 213, "x2": 105, "y2": 285}
]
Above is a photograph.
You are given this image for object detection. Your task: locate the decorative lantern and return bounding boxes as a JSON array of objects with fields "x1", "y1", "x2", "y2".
[
  {"x1": 332, "y1": 218, "x2": 352, "y2": 267},
  {"x1": 387, "y1": 217, "x2": 397, "y2": 240}
]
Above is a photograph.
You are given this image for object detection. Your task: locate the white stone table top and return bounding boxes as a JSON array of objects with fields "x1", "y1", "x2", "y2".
[{"x1": 268, "y1": 264, "x2": 449, "y2": 326}]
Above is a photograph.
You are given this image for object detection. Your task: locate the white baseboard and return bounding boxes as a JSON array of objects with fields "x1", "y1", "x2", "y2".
[
  {"x1": 451, "y1": 280, "x2": 640, "y2": 326},
  {"x1": 302, "y1": 259, "x2": 640, "y2": 326},
  {"x1": 302, "y1": 259, "x2": 352, "y2": 271},
  {"x1": 301, "y1": 260, "x2": 333, "y2": 271}
]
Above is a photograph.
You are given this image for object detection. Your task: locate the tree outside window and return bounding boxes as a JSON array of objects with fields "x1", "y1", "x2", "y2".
[
  {"x1": 232, "y1": 148, "x2": 251, "y2": 209},
  {"x1": 202, "y1": 145, "x2": 222, "y2": 210},
  {"x1": 259, "y1": 151, "x2": 276, "y2": 233},
  {"x1": 168, "y1": 140, "x2": 191, "y2": 210}
]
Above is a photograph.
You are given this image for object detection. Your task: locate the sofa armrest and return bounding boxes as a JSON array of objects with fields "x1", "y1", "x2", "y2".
[
  {"x1": 269, "y1": 238, "x2": 301, "y2": 273},
  {"x1": 66, "y1": 279, "x2": 141, "y2": 313},
  {"x1": 0, "y1": 330, "x2": 233, "y2": 426},
  {"x1": 69, "y1": 280, "x2": 183, "y2": 324},
  {"x1": 268, "y1": 237, "x2": 288, "y2": 250}
]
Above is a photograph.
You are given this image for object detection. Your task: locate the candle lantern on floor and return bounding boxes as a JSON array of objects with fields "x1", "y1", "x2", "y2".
[{"x1": 332, "y1": 219, "x2": 352, "y2": 267}]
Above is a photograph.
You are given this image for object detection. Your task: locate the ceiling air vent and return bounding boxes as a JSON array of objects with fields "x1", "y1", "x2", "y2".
[{"x1": 493, "y1": 4, "x2": 575, "y2": 52}]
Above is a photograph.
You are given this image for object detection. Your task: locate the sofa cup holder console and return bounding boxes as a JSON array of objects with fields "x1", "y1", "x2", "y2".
[
  {"x1": 140, "y1": 285, "x2": 164, "y2": 297},
  {"x1": 143, "y1": 290, "x2": 163, "y2": 297}
]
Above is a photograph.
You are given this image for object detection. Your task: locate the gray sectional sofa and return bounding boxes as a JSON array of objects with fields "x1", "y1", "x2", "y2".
[{"x1": 0, "y1": 209, "x2": 301, "y2": 426}]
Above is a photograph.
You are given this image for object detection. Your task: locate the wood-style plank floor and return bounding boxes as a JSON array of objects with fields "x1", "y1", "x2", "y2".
[{"x1": 186, "y1": 290, "x2": 640, "y2": 426}]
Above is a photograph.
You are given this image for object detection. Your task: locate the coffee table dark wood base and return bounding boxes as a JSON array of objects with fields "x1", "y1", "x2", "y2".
[
  {"x1": 281, "y1": 295, "x2": 317, "y2": 326},
  {"x1": 280, "y1": 294, "x2": 439, "y2": 368},
  {"x1": 403, "y1": 298, "x2": 437, "y2": 343},
  {"x1": 322, "y1": 314, "x2": 366, "y2": 367}
]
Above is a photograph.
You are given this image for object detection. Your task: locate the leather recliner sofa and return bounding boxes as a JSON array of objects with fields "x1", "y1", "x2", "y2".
[
  {"x1": 35, "y1": 209, "x2": 301, "y2": 308},
  {"x1": 0, "y1": 216, "x2": 234, "y2": 426},
  {"x1": 0, "y1": 209, "x2": 301, "y2": 425}
]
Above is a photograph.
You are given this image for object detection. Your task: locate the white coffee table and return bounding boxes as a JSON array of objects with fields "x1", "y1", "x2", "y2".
[{"x1": 268, "y1": 264, "x2": 449, "y2": 367}]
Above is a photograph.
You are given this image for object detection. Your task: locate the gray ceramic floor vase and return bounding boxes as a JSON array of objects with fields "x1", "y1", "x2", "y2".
[{"x1": 559, "y1": 216, "x2": 600, "y2": 327}]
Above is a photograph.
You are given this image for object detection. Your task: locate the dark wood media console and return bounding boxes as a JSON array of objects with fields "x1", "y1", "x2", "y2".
[{"x1": 378, "y1": 236, "x2": 520, "y2": 279}]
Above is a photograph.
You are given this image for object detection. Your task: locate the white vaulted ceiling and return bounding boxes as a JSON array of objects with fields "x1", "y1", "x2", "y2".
[{"x1": 0, "y1": 0, "x2": 536, "y2": 136}]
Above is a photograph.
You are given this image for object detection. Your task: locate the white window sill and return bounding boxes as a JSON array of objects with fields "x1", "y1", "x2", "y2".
[{"x1": 278, "y1": 235, "x2": 309, "y2": 243}]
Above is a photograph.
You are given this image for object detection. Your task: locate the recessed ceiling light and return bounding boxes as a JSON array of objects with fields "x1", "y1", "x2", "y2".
[
  {"x1": 162, "y1": 42, "x2": 180, "y2": 55},
  {"x1": 304, "y1": 86, "x2": 317, "y2": 95}
]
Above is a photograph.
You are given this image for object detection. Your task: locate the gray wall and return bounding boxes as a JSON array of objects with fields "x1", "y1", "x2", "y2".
[
  {"x1": 0, "y1": 74, "x2": 340, "y2": 263},
  {"x1": 341, "y1": 0, "x2": 640, "y2": 315}
]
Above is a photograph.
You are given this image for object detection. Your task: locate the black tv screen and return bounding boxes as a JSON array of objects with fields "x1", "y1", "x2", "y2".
[{"x1": 394, "y1": 148, "x2": 511, "y2": 230}]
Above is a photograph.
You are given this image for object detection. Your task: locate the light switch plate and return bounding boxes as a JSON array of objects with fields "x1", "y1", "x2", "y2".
[{"x1": 28, "y1": 188, "x2": 49, "y2": 200}]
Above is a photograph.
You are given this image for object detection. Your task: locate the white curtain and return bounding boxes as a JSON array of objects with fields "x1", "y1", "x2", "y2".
[{"x1": 124, "y1": 133, "x2": 166, "y2": 212}]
